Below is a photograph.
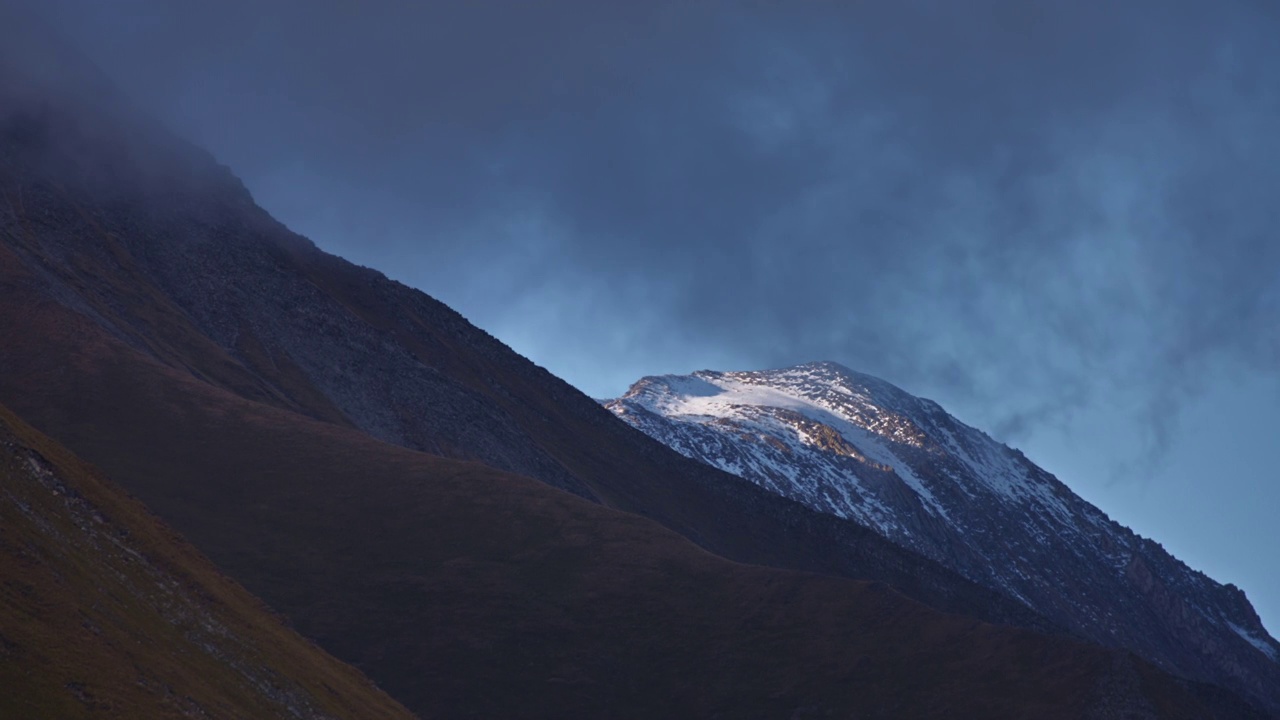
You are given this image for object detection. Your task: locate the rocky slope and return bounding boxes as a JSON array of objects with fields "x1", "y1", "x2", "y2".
[
  {"x1": 0, "y1": 403, "x2": 414, "y2": 720},
  {"x1": 606, "y1": 362, "x2": 1280, "y2": 714}
]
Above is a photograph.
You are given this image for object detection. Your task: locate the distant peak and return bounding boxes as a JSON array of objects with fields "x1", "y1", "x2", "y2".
[
  {"x1": 614, "y1": 362, "x2": 935, "y2": 420},
  {"x1": 791, "y1": 360, "x2": 855, "y2": 373}
]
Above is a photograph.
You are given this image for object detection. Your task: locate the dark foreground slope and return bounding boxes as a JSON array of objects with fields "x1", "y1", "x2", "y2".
[{"x1": 0, "y1": 403, "x2": 414, "y2": 720}]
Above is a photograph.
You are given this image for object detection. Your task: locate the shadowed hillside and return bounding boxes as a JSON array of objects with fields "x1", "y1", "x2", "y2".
[{"x1": 0, "y1": 299, "x2": 1238, "y2": 718}]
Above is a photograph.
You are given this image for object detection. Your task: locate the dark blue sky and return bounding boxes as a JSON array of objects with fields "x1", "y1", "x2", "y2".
[{"x1": 31, "y1": 0, "x2": 1280, "y2": 634}]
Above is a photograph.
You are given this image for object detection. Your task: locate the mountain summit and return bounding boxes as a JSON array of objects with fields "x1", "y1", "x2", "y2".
[{"x1": 607, "y1": 361, "x2": 1280, "y2": 713}]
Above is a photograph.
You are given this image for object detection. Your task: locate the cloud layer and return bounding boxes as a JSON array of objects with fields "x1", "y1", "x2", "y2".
[{"x1": 29, "y1": 0, "x2": 1279, "y2": 446}]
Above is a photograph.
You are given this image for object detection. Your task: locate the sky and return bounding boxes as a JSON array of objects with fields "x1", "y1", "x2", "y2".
[{"x1": 27, "y1": 0, "x2": 1279, "y2": 634}]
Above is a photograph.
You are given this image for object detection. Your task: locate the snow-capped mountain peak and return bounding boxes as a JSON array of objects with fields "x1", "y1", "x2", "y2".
[
  {"x1": 605, "y1": 362, "x2": 1280, "y2": 712},
  {"x1": 614, "y1": 362, "x2": 1075, "y2": 532}
]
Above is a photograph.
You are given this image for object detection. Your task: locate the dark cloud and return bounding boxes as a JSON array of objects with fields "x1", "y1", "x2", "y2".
[{"x1": 25, "y1": 0, "x2": 1280, "y2": 458}]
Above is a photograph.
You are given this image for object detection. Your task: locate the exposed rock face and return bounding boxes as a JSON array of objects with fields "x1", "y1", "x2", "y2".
[{"x1": 606, "y1": 362, "x2": 1280, "y2": 715}]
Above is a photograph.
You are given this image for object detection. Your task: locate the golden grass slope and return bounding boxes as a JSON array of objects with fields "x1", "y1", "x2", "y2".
[{"x1": 0, "y1": 402, "x2": 415, "y2": 720}]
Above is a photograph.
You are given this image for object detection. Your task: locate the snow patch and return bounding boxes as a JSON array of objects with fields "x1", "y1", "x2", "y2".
[{"x1": 1230, "y1": 622, "x2": 1279, "y2": 662}]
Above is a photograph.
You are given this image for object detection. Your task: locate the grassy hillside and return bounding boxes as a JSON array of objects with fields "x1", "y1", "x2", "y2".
[{"x1": 0, "y1": 403, "x2": 415, "y2": 719}]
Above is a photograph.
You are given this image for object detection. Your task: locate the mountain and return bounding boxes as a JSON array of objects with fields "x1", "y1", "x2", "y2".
[
  {"x1": 605, "y1": 362, "x2": 1280, "y2": 714},
  {"x1": 0, "y1": 402, "x2": 415, "y2": 719},
  {"x1": 0, "y1": 11, "x2": 1272, "y2": 717},
  {"x1": 0, "y1": 7, "x2": 1054, "y2": 637},
  {"x1": 0, "y1": 177, "x2": 1239, "y2": 720}
]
